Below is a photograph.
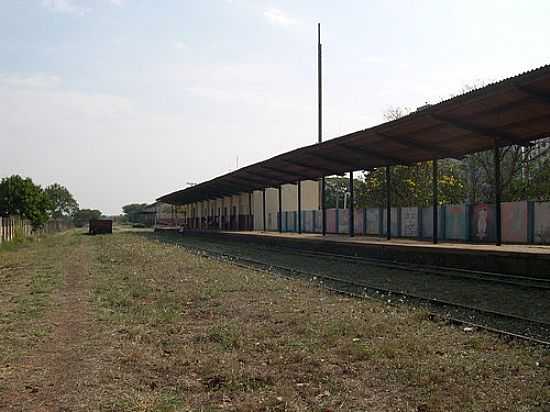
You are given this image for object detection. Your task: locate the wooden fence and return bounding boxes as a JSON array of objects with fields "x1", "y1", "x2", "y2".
[{"x1": 0, "y1": 216, "x2": 72, "y2": 244}]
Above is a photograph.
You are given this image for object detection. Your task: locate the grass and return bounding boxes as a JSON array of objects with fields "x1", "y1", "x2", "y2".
[
  {"x1": 0, "y1": 235, "x2": 66, "y2": 366},
  {"x1": 0, "y1": 230, "x2": 549, "y2": 411}
]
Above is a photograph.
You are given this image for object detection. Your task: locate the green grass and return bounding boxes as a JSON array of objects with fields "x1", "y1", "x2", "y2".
[{"x1": 0, "y1": 235, "x2": 67, "y2": 374}]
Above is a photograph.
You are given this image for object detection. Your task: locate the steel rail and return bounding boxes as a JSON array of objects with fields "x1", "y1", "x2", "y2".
[
  {"x1": 260, "y1": 246, "x2": 550, "y2": 290},
  {"x1": 182, "y1": 243, "x2": 550, "y2": 347},
  {"x1": 182, "y1": 235, "x2": 550, "y2": 290}
]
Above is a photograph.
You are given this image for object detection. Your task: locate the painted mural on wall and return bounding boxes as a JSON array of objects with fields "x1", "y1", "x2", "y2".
[
  {"x1": 470, "y1": 203, "x2": 495, "y2": 242},
  {"x1": 445, "y1": 205, "x2": 467, "y2": 240},
  {"x1": 270, "y1": 201, "x2": 550, "y2": 244},
  {"x1": 382, "y1": 208, "x2": 399, "y2": 237},
  {"x1": 502, "y1": 201, "x2": 528, "y2": 243},
  {"x1": 337, "y1": 209, "x2": 349, "y2": 234},
  {"x1": 421, "y1": 207, "x2": 445, "y2": 239},
  {"x1": 287, "y1": 212, "x2": 296, "y2": 232},
  {"x1": 421, "y1": 207, "x2": 433, "y2": 238},
  {"x1": 366, "y1": 208, "x2": 380, "y2": 235},
  {"x1": 326, "y1": 208, "x2": 337, "y2": 233},
  {"x1": 304, "y1": 210, "x2": 314, "y2": 232},
  {"x1": 534, "y1": 202, "x2": 550, "y2": 243},
  {"x1": 401, "y1": 207, "x2": 418, "y2": 237},
  {"x1": 314, "y1": 210, "x2": 323, "y2": 233},
  {"x1": 354, "y1": 208, "x2": 364, "y2": 234},
  {"x1": 268, "y1": 213, "x2": 277, "y2": 231}
]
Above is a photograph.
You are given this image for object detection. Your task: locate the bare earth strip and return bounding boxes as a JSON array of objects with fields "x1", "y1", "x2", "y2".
[
  {"x1": 1, "y1": 231, "x2": 549, "y2": 411},
  {"x1": 0, "y1": 233, "x2": 103, "y2": 410}
]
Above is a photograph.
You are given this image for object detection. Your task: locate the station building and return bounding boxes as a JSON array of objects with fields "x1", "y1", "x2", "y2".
[
  {"x1": 156, "y1": 64, "x2": 550, "y2": 247},
  {"x1": 169, "y1": 180, "x2": 320, "y2": 232}
]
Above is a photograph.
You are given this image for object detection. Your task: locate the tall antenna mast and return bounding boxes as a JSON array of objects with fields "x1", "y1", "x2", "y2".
[
  {"x1": 318, "y1": 22, "x2": 322, "y2": 143},
  {"x1": 318, "y1": 23, "x2": 326, "y2": 236}
]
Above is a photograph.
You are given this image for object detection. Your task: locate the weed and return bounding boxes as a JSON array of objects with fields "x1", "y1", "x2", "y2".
[
  {"x1": 153, "y1": 390, "x2": 183, "y2": 412},
  {"x1": 206, "y1": 322, "x2": 242, "y2": 350}
]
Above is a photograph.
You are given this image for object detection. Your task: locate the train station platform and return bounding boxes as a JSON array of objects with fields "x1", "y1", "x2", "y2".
[{"x1": 185, "y1": 230, "x2": 550, "y2": 278}]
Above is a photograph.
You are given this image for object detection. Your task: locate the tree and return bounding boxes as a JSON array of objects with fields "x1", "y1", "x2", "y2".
[
  {"x1": 122, "y1": 203, "x2": 148, "y2": 223},
  {"x1": 324, "y1": 176, "x2": 370, "y2": 209},
  {"x1": 354, "y1": 107, "x2": 466, "y2": 208},
  {"x1": 360, "y1": 161, "x2": 465, "y2": 207},
  {"x1": 44, "y1": 183, "x2": 79, "y2": 218},
  {"x1": 73, "y1": 209, "x2": 102, "y2": 227},
  {"x1": 461, "y1": 142, "x2": 550, "y2": 203},
  {"x1": 452, "y1": 81, "x2": 550, "y2": 203},
  {"x1": 0, "y1": 175, "x2": 50, "y2": 227}
]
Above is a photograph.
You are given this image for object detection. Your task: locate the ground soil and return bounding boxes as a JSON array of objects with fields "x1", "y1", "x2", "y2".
[{"x1": 0, "y1": 230, "x2": 549, "y2": 411}]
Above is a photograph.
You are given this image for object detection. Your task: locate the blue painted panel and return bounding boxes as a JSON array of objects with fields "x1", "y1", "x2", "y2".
[
  {"x1": 366, "y1": 208, "x2": 380, "y2": 235},
  {"x1": 445, "y1": 205, "x2": 467, "y2": 240}
]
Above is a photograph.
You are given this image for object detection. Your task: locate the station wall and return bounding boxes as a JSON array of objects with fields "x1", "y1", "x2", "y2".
[
  {"x1": 266, "y1": 200, "x2": 550, "y2": 244},
  {"x1": 534, "y1": 202, "x2": 550, "y2": 243},
  {"x1": 168, "y1": 190, "x2": 550, "y2": 245},
  {"x1": 252, "y1": 180, "x2": 319, "y2": 231}
]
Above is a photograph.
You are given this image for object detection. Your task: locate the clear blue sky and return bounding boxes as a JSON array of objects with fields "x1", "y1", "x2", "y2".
[{"x1": 2, "y1": 0, "x2": 550, "y2": 214}]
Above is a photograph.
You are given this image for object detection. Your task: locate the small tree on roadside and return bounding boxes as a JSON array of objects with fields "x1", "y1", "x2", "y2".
[
  {"x1": 0, "y1": 175, "x2": 50, "y2": 227},
  {"x1": 44, "y1": 183, "x2": 79, "y2": 218}
]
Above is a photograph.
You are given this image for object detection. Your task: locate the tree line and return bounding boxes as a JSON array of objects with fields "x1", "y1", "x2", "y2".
[
  {"x1": 0, "y1": 175, "x2": 102, "y2": 228},
  {"x1": 324, "y1": 106, "x2": 550, "y2": 208}
]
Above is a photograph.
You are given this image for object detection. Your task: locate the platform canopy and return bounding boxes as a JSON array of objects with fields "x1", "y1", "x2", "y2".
[{"x1": 158, "y1": 64, "x2": 550, "y2": 205}]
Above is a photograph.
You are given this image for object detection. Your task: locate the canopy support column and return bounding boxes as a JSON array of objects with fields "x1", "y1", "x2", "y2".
[
  {"x1": 229, "y1": 196, "x2": 233, "y2": 231},
  {"x1": 262, "y1": 189, "x2": 266, "y2": 232},
  {"x1": 433, "y1": 159, "x2": 439, "y2": 244},
  {"x1": 495, "y1": 142, "x2": 502, "y2": 246},
  {"x1": 349, "y1": 171, "x2": 354, "y2": 237},
  {"x1": 278, "y1": 186, "x2": 283, "y2": 233},
  {"x1": 386, "y1": 166, "x2": 391, "y2": 240},
  {"x1": 297, "y1": 181, "x2": 302, "y2": 234},
  {"x1": 249, "y1": 192, "x2": 253, "y2": 231},
  {"x1": 321, "y1": 177, "x2": 326, "y2": 236}
]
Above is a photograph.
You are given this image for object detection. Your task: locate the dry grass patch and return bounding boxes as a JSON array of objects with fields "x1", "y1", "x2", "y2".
[
  {"x1": 0, "y1": 235, "x2": 67, "y2": 367},
  {"x1": 87, "y1": 232, "x2": 549, "y2": 412},
  {"x1": 1, "y1": 231, "x2": 548, "y2": 411}
]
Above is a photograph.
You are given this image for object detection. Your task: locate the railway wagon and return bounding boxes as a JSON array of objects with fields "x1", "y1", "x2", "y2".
[{"x1": 89, "y1": 219, "x2": 112, "y2": 235}]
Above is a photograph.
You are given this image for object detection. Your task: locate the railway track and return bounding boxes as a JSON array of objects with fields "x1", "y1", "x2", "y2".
[
  {"x1": 168, "y1": 232, "x2": 550, "y2": 289},
  {"x1": 170, "y1": 238, "x2": 550, "y2": 346},
  {"x1": 248, "y1": 244, "x2": 550, "y2": 291}
]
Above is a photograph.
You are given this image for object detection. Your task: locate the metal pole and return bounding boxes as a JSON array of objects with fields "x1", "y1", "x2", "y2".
[
  {"x1": 249, "y1": 191, "x2": 253, "y2": 231},
  {"x1": 229, "y1": 196, "x2": 233, "y2": 231},
  {"x1": 386, "y1": 166, "x2": 391, "y2": 240},
  {"x1": 322, "y1": 177, "x2": 326, "y2": 236},
  {"x1": 318, "y1": 23, "x2": 322, "y2": 144},
  {"x1": 349, "y1": 171, "x2": 354, "y2": 237},
  {"x1": 262, "y1": 189, "x2": 266, "y2": 232},
  {"x1": 316, "y1": 23, "x2": 328, "y2": 237},
  {"x1": 297, "y1": 181, "x2": 302, "y2": 234},
  {"x1": 278, "y1": 185, "x2": 282, "y2": 233},
  {"x1": 433, "y1": 159, "x2": 439, "y2": 244},
  {"x1": 495, "y1": 142, "x2": 502, "y2": 246}
]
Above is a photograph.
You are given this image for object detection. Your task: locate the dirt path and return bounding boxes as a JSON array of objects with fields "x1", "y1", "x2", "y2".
[{"x1": 2, "y1": 237, "x2": 100, "y2": 411}]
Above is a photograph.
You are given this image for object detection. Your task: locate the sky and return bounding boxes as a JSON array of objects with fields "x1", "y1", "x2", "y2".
[{"x1": 1, "y1": 0, "x2": 550, "y2": 215}]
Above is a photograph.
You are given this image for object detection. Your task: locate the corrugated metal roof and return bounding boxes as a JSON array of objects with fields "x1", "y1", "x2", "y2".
[{"x1": 158, "y1": 64, "x2": 550, "y2": 205}]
